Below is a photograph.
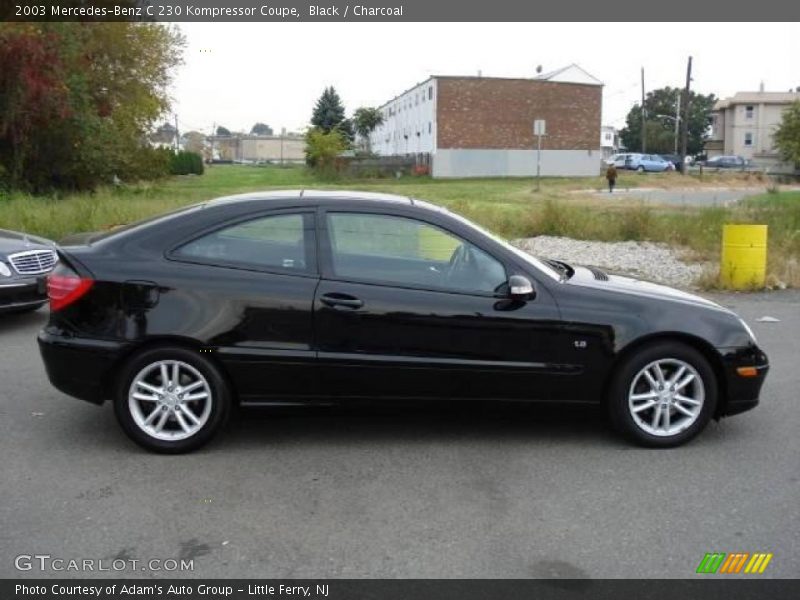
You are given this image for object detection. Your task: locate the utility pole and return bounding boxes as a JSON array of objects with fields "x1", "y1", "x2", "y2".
[
  {"x1": 210, "y1": 122, "x2": 216, "y2": 162},
  {"x1": 174, "y1": 114, "x2": 180, "y2": 152},
  {"x1": 674, "y1": 93, "x2": 681, "y2": 155},
  {"x1": 680, "y1": 56, "x2": 693, "y2": 174},
  {"x1": 641, "y1": 67, "x2": 646, "y2": 153}
]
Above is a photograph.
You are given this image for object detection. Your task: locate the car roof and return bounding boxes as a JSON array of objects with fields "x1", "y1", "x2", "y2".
[{"x1": 206, "y1": 189, "x2": 415, "y2": 207}]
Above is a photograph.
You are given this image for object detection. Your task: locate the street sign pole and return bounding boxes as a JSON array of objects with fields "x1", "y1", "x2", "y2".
[
  {"x1": 533, "y1": 119, "x2": 546, "y2": 192},
  {"x1": 536, "y1": 133, "x2": 542, "y2": 191}
]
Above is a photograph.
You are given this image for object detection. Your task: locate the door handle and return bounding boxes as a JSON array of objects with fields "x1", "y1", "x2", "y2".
[{"x1": 320, "y1": 293, "x2": 364, "y2": 309}]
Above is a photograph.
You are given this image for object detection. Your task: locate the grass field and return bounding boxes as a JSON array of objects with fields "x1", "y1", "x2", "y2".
[{"x1": 1, "y1": 165, "x2": 798, "y2": 287}]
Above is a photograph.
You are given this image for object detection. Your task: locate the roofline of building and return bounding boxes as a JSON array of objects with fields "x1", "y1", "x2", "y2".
[
  {"x1": 207, "y1": 134, "x2": 303, "y2": 141},
  {"x1": 374, "y1": 73, "x2": 603, "y2": 111},
  {"x1": 715, "y1": 92, "x2": 800, "y2": 109}
]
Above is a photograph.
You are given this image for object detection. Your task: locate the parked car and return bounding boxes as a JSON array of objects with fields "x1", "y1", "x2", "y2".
[
  {"x1": 626, "y1": 154, "x2": 672, "y2": 172},
  {"x1": 38, "y1": 191, "x2": 769, "y2": 453},
  {"x1": 702, "y1": 155, "x2": 747, "y2": 169},
  {"x1": 659, "y1": 154, "x2": 683, "y2": 171},
  {"x1": 0, "y1": 229, "x2": 58, "y2": 314},
  {"x1": 607, "y1": 153, "x2": 633, "y2": 168}
]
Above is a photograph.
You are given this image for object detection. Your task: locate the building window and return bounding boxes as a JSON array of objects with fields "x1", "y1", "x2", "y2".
[
  {"x1": 428, "y1": 122, "x2": 432, "y2": 134},
  {"x1": 744, "y1": 132, "x2": 754, "y2": 146},
  {"x1": 428, "y1": 86, "x2": 433, "y2": 100},
  {"x1": 745, "y1": 105, "x2": 754, "y2": 119}
]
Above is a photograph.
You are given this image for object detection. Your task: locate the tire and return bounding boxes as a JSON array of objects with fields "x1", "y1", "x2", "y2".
[
  {"x1": 607, "y1": 341, "x2": 717, "y2": 448},
  {"x1": 113, "y1": 346, "x2": 231, "y2": 453},
  {"x1": 637, "y1": 165, "x2": 645, "y2": 172}
]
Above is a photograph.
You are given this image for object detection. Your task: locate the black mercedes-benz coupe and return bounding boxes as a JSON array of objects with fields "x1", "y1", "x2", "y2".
[
  {"x1": 0, "y1": 229, "x2": 58, "y2": 314},
  {"x1": 38, "y1": 191, "x2": 768, "y2": 452}
]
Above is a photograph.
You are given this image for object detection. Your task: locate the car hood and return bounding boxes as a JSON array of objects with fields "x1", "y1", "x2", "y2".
[
  {"x1": 0, "y1": 229, "x2": 55, "y2": 256},
  {"x1": 58, "y1": 231, "x2": 104, "y2": 246},
  {"x1": 565, "y1": 265, "x2": 731, "y2": 313}
]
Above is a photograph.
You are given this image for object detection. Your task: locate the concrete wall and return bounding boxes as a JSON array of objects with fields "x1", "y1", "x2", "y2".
[
  {"x1": 240, "y1": 137, "x2": 305, "y2": 162},
  {"x1": 433, "y1": 149, "x2": 601, "y2": 178}
]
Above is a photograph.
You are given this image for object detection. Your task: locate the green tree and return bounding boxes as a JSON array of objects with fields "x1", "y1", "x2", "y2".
[
  {"x1": 0, "y1": 22, "x2": 185, "y2": 191},
  {"x1": 620, "y1": 87, "x2": 716, "y2": 156},
  {"x1": 773, "y1": 101, "x2": 800, "y2": 168},
  {"x1": 310, "y1": 86, "x2": 353, "y2": 142},
  {"x1": 352, "y1": 107, "x2": 384, "y2": 153},
  {"x1": 215, "y1": 125, "x2": 232, "y2": 136},
  {"x1": 250, "y1": 122, "x2": 273, "y2": 136}
]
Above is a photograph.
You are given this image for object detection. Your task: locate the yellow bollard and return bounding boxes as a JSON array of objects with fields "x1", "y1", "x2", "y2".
[{"x1": 720, "y1": 224, "x2": 768, "y2": 289}]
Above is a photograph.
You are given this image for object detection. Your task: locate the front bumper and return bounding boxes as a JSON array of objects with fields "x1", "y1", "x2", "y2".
[
  {"x1": 718, "y1": 344, "x2": 769, "y2": 417},
  {"x1": 0, "y1": 277, "x2": 47, "y2": 312},
  {"x1": 37, "y1": 330, "x2": 129, "y2": 405}
]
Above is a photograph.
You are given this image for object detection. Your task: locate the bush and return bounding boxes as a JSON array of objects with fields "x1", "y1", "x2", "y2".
[
  {"x1": 170, "y1": 151, "x2": 204, "y2": 176},
  {"x1": 304, "y1": 127, "x2": 348, "y2": 178}
]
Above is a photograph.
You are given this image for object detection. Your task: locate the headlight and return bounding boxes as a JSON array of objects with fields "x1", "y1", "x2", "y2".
[
  {"x1": 0, "y1": 262, "x2": 11, "y2": 277},
  {"x1": 739, "y1": 317, "x2": 757, "y2": 343}
]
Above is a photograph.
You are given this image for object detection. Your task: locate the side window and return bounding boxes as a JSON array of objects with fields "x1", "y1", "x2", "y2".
[
  {"x1": 174, "y1": 213, "x2": 312, "y2": 273},
  {"x1": 326, "y1": 213, "x2": 507, "y2": 294}
]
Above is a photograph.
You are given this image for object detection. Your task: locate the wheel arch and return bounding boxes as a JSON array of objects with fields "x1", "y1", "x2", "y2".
[
  {"x1": 103, "y1": 336, "x2": 239, "y2": 405},
  {"x1": 602, "y1": 332, "x2": 728, "y2": 418}
]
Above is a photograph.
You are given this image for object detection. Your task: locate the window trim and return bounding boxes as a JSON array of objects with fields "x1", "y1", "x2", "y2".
[
  {"x1": 166, "y1": 209, "x2": 318, "y2": 277},
  {"x1": 317, "y1": 208, "x2": 509, "y2": 298}
]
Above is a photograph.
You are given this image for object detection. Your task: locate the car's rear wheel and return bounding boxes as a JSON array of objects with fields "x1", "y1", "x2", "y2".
[
  {"x1": 608, "y1": 341, "x2": 717, "y2": 447},
  {"x1": 114, "y1": 347, "x2": 230, "y2": 453}
]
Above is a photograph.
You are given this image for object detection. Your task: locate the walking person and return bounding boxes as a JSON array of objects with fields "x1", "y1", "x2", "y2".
[{"x1": 606, "y1": 162, "x2": 618, "y2": 193}]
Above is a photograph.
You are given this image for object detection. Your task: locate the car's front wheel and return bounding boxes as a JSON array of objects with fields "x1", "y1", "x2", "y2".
[
  {"x1": 608, "y1": 341, "x2": 717, "y2": 447},
  {"x1": 637, "y1": 165, "x2": 645, "y2": 172},
  {"x1": 114, "y1": 347, "x2": 230, "y2": 453}
]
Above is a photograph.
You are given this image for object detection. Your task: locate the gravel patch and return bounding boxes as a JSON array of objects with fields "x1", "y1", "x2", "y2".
[{"x1": 512, "y1": 235, "x2": 710, "y2": 289}]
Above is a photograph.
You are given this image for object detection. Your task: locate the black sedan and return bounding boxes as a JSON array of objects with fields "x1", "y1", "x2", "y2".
[
  {"x1": 38, "y1": 191, "x2": 769, "y2": 452},
  {"x1": 0, "y1": 229, "x2": 57, "y2": 314}
]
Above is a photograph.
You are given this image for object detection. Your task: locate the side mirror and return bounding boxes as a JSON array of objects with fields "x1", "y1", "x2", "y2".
[{"x1": 508, "y1": 275, "x2": 535, "y2": 300}]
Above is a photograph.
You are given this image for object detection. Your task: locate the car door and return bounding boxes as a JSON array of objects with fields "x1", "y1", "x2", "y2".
[
  {"x1": 167, "y1": 210, "x2": 320, "y2": 403},
  {"x1": 313, "y1": 208, "x2": 564, "y2": 402}
]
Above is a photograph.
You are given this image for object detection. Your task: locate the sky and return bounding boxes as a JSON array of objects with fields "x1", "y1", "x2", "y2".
[{"x1": 171, "y1": 22, "x2": 800, "y2": 136}]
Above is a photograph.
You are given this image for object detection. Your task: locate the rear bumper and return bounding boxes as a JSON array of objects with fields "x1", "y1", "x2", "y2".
[
  {"x1": 37, "y1": 330, "x2": 128, "y2": 405},
  {"x1": 718, "y1": 344, "x2": 769, "y2": 417},
  {"x1": 0, "y1": 278, "x2": 47, "y2": 312}
]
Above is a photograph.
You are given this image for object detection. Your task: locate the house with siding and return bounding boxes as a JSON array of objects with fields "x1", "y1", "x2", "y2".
[{"x1": 706, "y1": 88, "x2": 800, "y2": 169}]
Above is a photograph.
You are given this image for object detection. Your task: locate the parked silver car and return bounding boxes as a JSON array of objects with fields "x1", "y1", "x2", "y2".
[{"x1": 0, "y1": 229, "x2": 58, "y2": 314}]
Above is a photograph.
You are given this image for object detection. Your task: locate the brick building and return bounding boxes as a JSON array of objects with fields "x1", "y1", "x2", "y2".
[{"x1": 369, "y1": 64, "x2": 603, "y2": 177}]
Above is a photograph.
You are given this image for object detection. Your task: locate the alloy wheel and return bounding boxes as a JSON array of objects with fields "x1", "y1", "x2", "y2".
[
  {"x1": 627, "y1": 358, "x2": 705, "y2": 437},
  {"x1": 128, "y1": 360, "x2": 213, "y2": 441}
]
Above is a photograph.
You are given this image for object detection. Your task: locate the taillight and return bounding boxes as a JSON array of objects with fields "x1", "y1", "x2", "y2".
[{"x1": 47, "y1": 269, "x2": 94, "y2": 311}]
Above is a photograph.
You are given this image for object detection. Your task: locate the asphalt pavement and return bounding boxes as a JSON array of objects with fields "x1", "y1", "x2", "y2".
[{"x1": 1, "y1": 292, "x2": 798, "y2": 579}]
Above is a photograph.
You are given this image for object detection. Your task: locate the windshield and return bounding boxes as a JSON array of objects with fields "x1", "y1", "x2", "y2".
[{"x1": 443, "y1": 210, "x2": 563, "y2": 281}]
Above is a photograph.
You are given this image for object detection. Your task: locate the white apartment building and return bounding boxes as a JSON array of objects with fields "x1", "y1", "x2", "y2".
[{"x1": 370, "y1": 79, "x2": 437, "y2": 157}]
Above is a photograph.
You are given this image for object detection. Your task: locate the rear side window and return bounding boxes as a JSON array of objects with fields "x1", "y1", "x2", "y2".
[{"x1": 173, "y1": 213, "x2": 313, "y2": 273}]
